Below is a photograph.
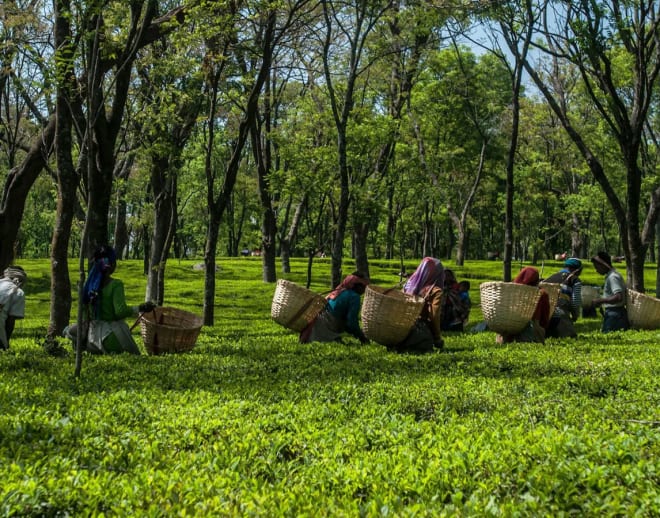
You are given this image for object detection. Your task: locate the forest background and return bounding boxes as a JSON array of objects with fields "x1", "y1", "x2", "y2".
[{"x1": 2, "y1": 0, "x2": 660, "y2": 339}]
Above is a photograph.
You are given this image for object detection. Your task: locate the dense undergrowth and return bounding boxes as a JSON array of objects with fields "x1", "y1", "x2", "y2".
[{"x1": 1, "y1": 258, "x2": 658, "y2": 516}]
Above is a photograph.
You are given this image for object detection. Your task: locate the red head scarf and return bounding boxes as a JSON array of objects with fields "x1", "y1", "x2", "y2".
[
  {"x1": 327, "y1": 274, "x2": 369, "y2": 300},
  {"x1": 514, "y1": 266, "x2": 540, "y2": 286},
  {"x1": 514, "y1": 266, "x2": 550, "y2": 328}
]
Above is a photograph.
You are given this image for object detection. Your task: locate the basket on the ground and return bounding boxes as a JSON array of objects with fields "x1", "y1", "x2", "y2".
[
  {"x1": 139, "y1": 306, "x2": 203, "y2": 355},
  {"x1": 580, "y1": 285, "x2": 600, "y2": 308},
  {"x1": 626, "y1": 289, "x2": 660, "y2": 330},
  {"x1": 361, "y1": 285, "x2": 424, "y2": 346},
  {"x1": 271, "y1": 279, "x2": 327, "y2": 332},
  {"x1": 539, "y1": 282, "x2": 561, "y2": 314},
  {"x1": 479, "y1": 281, "x2": 541, "y2": 335}
]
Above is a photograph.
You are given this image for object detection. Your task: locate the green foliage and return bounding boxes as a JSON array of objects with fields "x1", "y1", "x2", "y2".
[{"x1": 1, "y1": 258, "x2": 658, "y2": 515}]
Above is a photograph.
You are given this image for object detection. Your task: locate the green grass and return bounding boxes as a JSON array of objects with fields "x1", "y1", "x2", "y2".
[{"x1": 1, "y1": 258, "x2": 659, "y2": 516}]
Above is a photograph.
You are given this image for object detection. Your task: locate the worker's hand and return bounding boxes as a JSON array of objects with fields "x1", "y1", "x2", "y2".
[{"x1": 138, "y1": 301, "x2": 156, "y2": 313}]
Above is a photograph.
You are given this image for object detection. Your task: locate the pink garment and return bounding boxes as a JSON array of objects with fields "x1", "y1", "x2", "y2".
[{"x1": 403, "y1": 257, "x2": 444, "y2": 297}]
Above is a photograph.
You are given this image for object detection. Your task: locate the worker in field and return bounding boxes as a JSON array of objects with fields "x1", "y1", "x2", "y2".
[
  {"x1": 0, "y1": 266, "x2": 27, "y2": 350},
  {"x1": 590, "y1": 251, "x2": 629, "y2": 332},
  {"x1": 545, "y1": 258, "x2": 583, "y2": 338}
]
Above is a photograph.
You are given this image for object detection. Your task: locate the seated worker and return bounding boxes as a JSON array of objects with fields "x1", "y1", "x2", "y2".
[
  {"x1": 454, "y1": 280, "x2": 472, "y2": 329},
  {"x1": 590, "y1": 251, "x2": 629, "y2": 332},
  {"x1": 395, "y1": 257, "x2": 445, "y2": 353},
  {"x1": 545, "y1": 258, "x2": 583, "y2": 338},
  {"x1": 441, "y1": 270, "x2": 470, "y2": 332},
  {"x1": 299, "y1": 272, "x2": 369, "y2": 344},
  {"x1": 497, "y1": 266, "x2": 551, "y2": 344},
  {"x1": 0, "y1": 266, "x2": 27, "y2": 350},
  {"x1": 64, "y1": 245, "x2": 155, "y2": 354}
]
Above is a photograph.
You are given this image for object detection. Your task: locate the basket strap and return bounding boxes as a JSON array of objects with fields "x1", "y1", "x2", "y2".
[
  {"x1": 286, "y1": 296, "x2": 327, "y2": 328},
  {"x1": 129, "y1": 308, "x2": 157, "y2": 332},
  {"x1": 129, "y1": 314, "x2": 143, "y2": 332}
]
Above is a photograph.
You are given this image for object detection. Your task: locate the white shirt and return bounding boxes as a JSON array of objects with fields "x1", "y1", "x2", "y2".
[{"x1": 0, "y1": 278, "x2": 26, "y2": 348}]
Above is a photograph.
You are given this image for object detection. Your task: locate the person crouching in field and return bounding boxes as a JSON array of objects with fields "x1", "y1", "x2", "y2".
[
  {"x1": 299, "y1": 272, "x2": 370, "y2": 345},
  {"x1": 64, "y1": 245, "x2": 155, "y2": 354},
  {"x1": 545, "y1": 258, "x2": 583, "y2": 338},
  {"x1": 590, "y1": 251, "x2": 629, "y2": 333},
  {"x1": 497, "y1": 266, "x2": 551, "y2": 344},
  {"x1": 394, "y1": 257, "x2": 445, "y2": 354},
  {"x1": 0, "y1": 266, "x2": 27, "y2": 350}
]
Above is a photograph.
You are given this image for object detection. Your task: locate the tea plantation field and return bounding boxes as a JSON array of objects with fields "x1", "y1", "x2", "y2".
[{"x1": 1, "y1": 257, "x2": 658, "y2": 516}]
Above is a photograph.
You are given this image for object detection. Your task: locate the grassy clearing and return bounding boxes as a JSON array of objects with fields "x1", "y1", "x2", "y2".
[{"x1": 1, "y1": 258, "x2": 658, "y2": 516}]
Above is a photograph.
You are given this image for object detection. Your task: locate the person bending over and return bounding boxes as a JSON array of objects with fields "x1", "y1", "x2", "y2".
[{"x1": 299, "y1": 272, "x2": 369, "y2": 344}]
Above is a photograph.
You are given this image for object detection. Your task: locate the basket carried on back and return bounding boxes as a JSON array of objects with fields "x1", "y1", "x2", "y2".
[
  {"x1": 480, "y1": 281, "x2": 541, "y2": 335},
  {"x1": 271, "y1": 279, "x2": 327, "y2": 332},
  {"x1": 139, "y1": 306, "x2": 203, "y2": 355},
  {"x1": 539, "y1": 282, "x2": 561, "y2": 314},
  {"x1": 361, "y1": 285, "x2": 424, "y2": 346},
  {"x1": 626, "y1": 289, "x2": 660, "y2": 330},
  {"x1": 580, "y1": 285, "x2": 600, "y2": 308}
]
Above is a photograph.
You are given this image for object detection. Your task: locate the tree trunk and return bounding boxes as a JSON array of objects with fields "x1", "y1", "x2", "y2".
[
  {"x1": 280, "y1": 196, "x2": 306, "y2": 274},
  {"x1": 49, "y1": 0, "x2": 76, "y2": 338},
  {"x1": 203, "y1": 215, "x2": 220, "y2": 326},
  {"x1": 146, "y1": 159, "x2": 177, "y2": 305},
  {"x1": 202, "y1": 10, "x2": 276, "y2": 324},
  {"x1": 353, "y1": 223, "x2": 370, "y2": 278},
  {"x1": 0, "y1": 117, "x2": 56, "y2": 271},
  {"x1": 250, "y1": 74, "x2": 276, "y2": 283}
]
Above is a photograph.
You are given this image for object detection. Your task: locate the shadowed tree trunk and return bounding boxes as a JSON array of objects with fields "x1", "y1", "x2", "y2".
[
  {"x1": 0, "y1": 117, "x2": 55, "y2": 271},
  {"x1": 49, "y1": 0, "x2": 76, "y2": 338}
]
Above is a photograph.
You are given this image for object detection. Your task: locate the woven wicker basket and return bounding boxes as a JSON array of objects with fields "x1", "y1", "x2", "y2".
[
  {"x1": 361, "y1": 285, "x2": 424, "y2": 346},
  {"x1": 139, "y1": 307, "x2": 203, "y2": 355},
  {"x1": 271, "y1": 279, "x2": 327, "y2": 332},
  {"x1": 580, "y1": 285, "x2": 600, "y2": 308},
  {"x1": 626, "y1": 289, "x2": 660, "y2": 330},
  {"x1": 539, "y1": 282, "x2": 561, "y2": 314},
  {"x1": 480, "y1": 281, "x2": 541, "y2": 335}
]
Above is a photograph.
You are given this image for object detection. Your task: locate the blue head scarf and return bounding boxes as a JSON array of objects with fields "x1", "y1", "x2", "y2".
[{"x1": 82, "y1": 246, "x2": 117, "y2": 314}]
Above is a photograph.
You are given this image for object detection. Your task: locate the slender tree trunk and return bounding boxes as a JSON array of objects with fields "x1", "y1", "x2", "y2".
[
  {"x1": 280, "y1": 196, "x2": 305, "y2": 274},
  {"x1": 146, "y1": 159, "x2": 177, "y2": 305},
  {"x1": 250, "y1": 75, "x2": 276, "y2": 283},
  {"x1": 353, "y1": 223, "x2": 369, "y2": 278}
]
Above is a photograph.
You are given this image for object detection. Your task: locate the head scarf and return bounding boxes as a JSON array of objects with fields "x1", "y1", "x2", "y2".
[
  {"x1": 3, "y1": 266, "x2": 27, "y2": 287},
  {"x1": 403, "y1": 257, "x2": 444, "y2": 297},
  {"x1": 514, "y1": 266, "x2": 540, "y2": 287},
  {"x1": 514, "y1": 266, "x2": 550, "y2": 329},
  {"x1": 564, "y1": 258, "x2": 582, "y2": 270},
  {"x1": 83, "y1": 245, "x2": 118, "y2": 312},
  {"x1": 327, "y1": 273, "x2": 369, "y2": 301}
]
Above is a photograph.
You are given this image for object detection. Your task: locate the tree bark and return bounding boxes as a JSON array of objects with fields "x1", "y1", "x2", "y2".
[{"x1": 49, "y1": 0, "x2": 76, "y2": 337}]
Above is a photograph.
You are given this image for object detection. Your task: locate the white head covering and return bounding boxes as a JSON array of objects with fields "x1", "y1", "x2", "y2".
[{"x1": 3, "y1": 266, "x2": 27, "y2": 287}]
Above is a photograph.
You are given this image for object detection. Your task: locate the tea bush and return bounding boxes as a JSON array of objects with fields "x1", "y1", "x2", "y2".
[{"x1": 1, "y1": 258, "x2": 658, "y2": 516}]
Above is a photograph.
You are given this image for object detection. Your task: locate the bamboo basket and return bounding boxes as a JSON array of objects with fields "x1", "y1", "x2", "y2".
[
  {"x1": 361, "y1": 285, "x2": 424, "y2": 346},
  {"x1": 479, "y1": 281, "x2": 541, "y2": 335},
  {"x1": 139, "y1": 307, "x2": 203, "y2": 355},
  {"x1": 271, "y1": 279, "x2": 327, "y2": 332},
  {"x1": 539, "y1": 282, "x2": 561, "y2": 314},
  {"x1": 580, "y1": 285, "x2": 600, "y2": 308},
  {"x1": 626, "y1": 289, "x2": 660, "y2": 330}
]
